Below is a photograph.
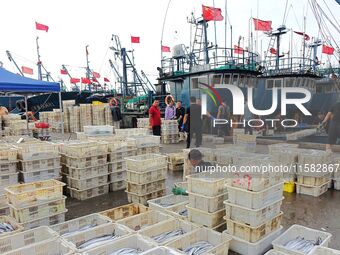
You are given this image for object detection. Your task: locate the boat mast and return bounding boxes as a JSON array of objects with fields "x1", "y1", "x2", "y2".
[
  {"x1": 270, "y1": 25, "x2": 288, "y2": 71},
  {"x1": 6, "y1": 51, "x2": 24, "y2": 76},
  {"x1": 36, "y1": 37, "x2": 42, "y2": 80},
  {"x1": 309, "y1": 39, "x2": 322, "y2": 72},
  {"x1": 85, "y1": 45, "x2": 91, "y2": 91}
]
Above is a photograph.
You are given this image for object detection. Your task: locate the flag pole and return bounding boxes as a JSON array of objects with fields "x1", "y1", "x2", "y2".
[
  {"x1": 161, "y1": 0, "x2": 172, "y2": 68},
  {"x1": 224, "y1": 0, "x2": 228, "y2": 63},
  {"x1": 212, "y1": 0, "x2": 218, "y2": 64}
]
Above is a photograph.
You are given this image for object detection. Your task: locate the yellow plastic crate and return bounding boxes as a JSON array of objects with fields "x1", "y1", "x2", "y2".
[{"x1": 284, "y1": 182, "x2": 295, "y2": 193}]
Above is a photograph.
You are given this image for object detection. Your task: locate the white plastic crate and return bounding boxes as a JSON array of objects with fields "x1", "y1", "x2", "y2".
[
  {"x1": 127, "y1": 189, "x2": 166, "y2": 206},
  {"x1": 139, "y1": 219, "x2": 199, "y2": 245},
  {"x1": 109, "y1": 180, "x2": 126, "y2": 191},
  {"x1": 125, "y1": 154, "x2": 167, "y2": 172},
  {"x1": 109, "y1": 170, "x2": 126, "y2": 182},
  {"x1": 264, "y1": 250, "x2": 288, "y2": 255},
  {"x1": 20, "y1": 168, "x2": 60, "y2": 183},
  {"x1": 186, "y1": 172, "x2": 225, "y2": 197},
  {"x1": 9, "y1": 196, "x2": 66, "y2": 223},
  {"x1": 188, "y1": 190, "x2": 228, "y2": 213},
  {"x1": 334, "y1": 179, "x2": 340, "y2": 190},
  {"x1": 229, "y1": 226, "x2": 283, "y2": 255},
  {"x1": 130, "y1": 135, "x2": 160, "y2": 148},
  {"x1": 115, "y1": 128, "x2": 150, "y2": 137},
  {"x1": 62, "y1": 223, "x2": 131, "y2": 252},
  {"x1": 226, "y1": 182, "x2": 284, "y2": 209},
  {"x1": 108, "y1": 160, "x2": 127, "y2": 172},
  {"x1": 5, "y1": 180, "x2": 65, "y2": 207},
  {"x1": 225, "y1": 212, "x2": 282, "y2": 243},
  {"x1": 296, "y1": 181, "x2": 329, "y2": 197},
  {"x1": 0, "y1": 162, "x2": 17, "y2": 175},
  {"x1": 296, "y1": 175, "x2": 330, "y2": 186},
  {"x1": 3, "y1": 239, "x2": 72, "y2": 255},
  {"x1": 272, "y1": 225, "x2": 332, "y2": 255},
  {"x1": 224, "y1": 198, "x2": 283, "y2": 227},
  {"x1": 136, "y1": 146, "x2": 160, "y2": 155},
  {"x1": 268, "y1": 143, "x2": 299, "y2": 154},
  {"x1": 142, "y1": 246, "x2": 183, "y2": 255},
  {"x1": 83, "y1": 234, "x2": 156, "y2": 255},
  {"x1": 310, "y1": 246, "x2": 340, "y2": 255},
  {"x1": 51, "y1": 213, "x2": 112, "y2": 237},
  {"x1": 148, "y1": 194, "x2": 189, "y2": 212},
  {"x1": 0, "y1": 216, "x2": 23, "y2": 237},
  {"x1": 297, "y1": 149, "x2": 331, "y2": 165},
  {"x1": 62, "y1": 154, "x2": 107, "y2": 169},
  {"x1": 84, "y1": 125, "x2": 114, "y2": 136},
  {"x1": 116, "y1": 210, "x2": 172, "y2": 232},
  {"x1": 60, "y1": 141, "x2": 108, "y2": 158},
  {"x1": 0, "y1": 146, "x2": 18, "y2": 163},
  {"x1": 67, "y1": 174, "x2": 109, "y2": 190},
  {"x1": 21, "y1": 211, "x2": 66, "y2": 229},
  {"x1": 99, "y1": 203, "x2": 149, "y2": 222},
  {"x1": 0, "y1": 226, "x2": 59, "y2": 254},
  {"x1": 18, "y1": 157, "x2": 60, "y2": 172},
  {"x1": 109, "y1": 150, "x2": 133, "y2": 162},
  {"x1": 0, "y1": 194, "x2": 7, "y2": 208},
  {"x1": 68, "y1": 184, "x2": 109, "y2": 201},
  {"x1": 126, "y1": 168, "x2": 167, "y2": 184},
  {"x1": 0, "y1": 206, "x2": 10, "y2": 216},
  {"x1": 167, "y1": 227, "x2": 232, "y2": 255},
  {"x1": 64, "y1": 164, "x2": 108, "y2": 179},
  {"x1": 127, "y1": 179, "x2": 166, "y2": 195},
  {"x1": 0, "y1": 173, "x2": 19, "y2": 194},
  {"x1": 186, "y1": 205, "x2": 225, "y2": 228},
  {"x1": 15, "y1": 142, "x2": 59, "y2": 161}
]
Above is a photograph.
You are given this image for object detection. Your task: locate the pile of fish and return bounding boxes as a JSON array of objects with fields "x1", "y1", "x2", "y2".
[
  {"x1": 61, "y1": 223, "x2": 97, "y2": 237},
  {"x1": 178, "y1": 209, "x2": 188, "y2": 217},
  {"x1": 109, "y1": 248, "x2": 142, "y2": 255},
  {"x1": 182, "y1": 241, "x2": 214, "y2": 255},
  {"x1": 77, "y1": 232, "x2": 119, "y2": 250},
  {"x1": 284, "y1": 236, "x2": 323, "y2": 254},
  {"x1": 152, "y1": 228, "x2": 185, "y2": 243},
  {"x1": 0, "y1": 222, "x2": 15, "y2": 234}
]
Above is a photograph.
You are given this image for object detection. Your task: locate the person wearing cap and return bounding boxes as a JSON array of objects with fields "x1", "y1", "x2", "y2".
[{"x1": 188, "y1": 149, "x2": 212, "y2": 173}]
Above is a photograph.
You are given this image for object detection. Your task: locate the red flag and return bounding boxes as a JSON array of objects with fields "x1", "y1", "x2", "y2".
[
  {"x1": 70, "y1": 78, "x2": 80, "y2": 84},
  {"x1": 294, "y1": 31, "x2": 310, "y2": 41},
  {"x1": 60, "y1": 69, "x2": 68, "y2": 75},
  {"x1": 202, "y1": 5, "x2": 224, "y2": 21},
  {"x1": 35, "y1": 22, "x2": 49, "y2": 32},
  {"x1": 253, "y1": 18, "x2": 272, "y2": 31},
  {"x1": 270, "y1": 48, "x2": 277, "y2": 55},
  {"x1": 161, "y1": 45, "x2": 171, "y2": 52},
  {"x1": 93, "y1": 72, "x2": 100, "y2": 78},
  {"x1": 104, "y1": 77, "x2": 110, "y2": 82},
  {"x1": 131, "y1": 36, "x2": 140, "y2": 43},
  {"x1": 92, "y1": 78, "x2": 98, "y2": 83},
  {"x1": 81, "y1": 77, "x2": 91, "y2": 84},
  {"x1": 322, "y1": 45, "x2": 334, "y2": 55},
  {"x1": 234, "y1": 45, "x2": 244, "y2": 54},
  {"x1": 21, "y1": 66, "x2": 33, "y2": 75}
]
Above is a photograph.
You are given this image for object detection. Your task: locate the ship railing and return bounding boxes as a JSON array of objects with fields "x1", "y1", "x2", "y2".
[{"x1": 161, "y1": 47, "x2": 260, "y2": 77}]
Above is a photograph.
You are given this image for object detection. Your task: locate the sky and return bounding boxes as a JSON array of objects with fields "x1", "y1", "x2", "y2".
[{"x1": 0, "y1": 0, "x2": 339, "y2": 91}]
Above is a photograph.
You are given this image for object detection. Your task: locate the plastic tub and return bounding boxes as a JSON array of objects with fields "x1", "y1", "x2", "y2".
[
  {"x1": 18, "y1": 157, "x2": 60, "y2": 172},
  {"x1": 127, "y1": 189, "x2": 166, "y2": 205},
  {"x1": 272, "y1": 225, "x2": 332, "y2": 255},
  {"x1": 188, "y1": 190, "x2": 228, "y2": 213},
  {"x1": 109, "y1": 170, "x2": 126, "y2": 182},
  {"x1": 62, "y1": 154, "x2": 108, "y2": 169},
  {"x1": 21, "y1": 211, "x2": 67, "y2": 229},
  {"x1": 296, "y1": 175, "x2": 330, "y2": 186},
  {"x1": 148, "y1": 194, "x2": 189, "y2": 212},
  {"x1": 142, "y1": 246, "x2": 183, "y2": 255},
  {"x1": 108, "y1": 160, "x2": 127, "y2": 172},
  {"x1": 186, "y1": 172, "x2": 225, "y2": 197},
  {"x1": 68, "y1": 184, "x2": 109, "y2": 201},
  {"x1": 186, "y1": 205, "x2": 225, "y2": 228},
  {"x1": 164, "y1": 203, "x2": 189, "y2": 220},
  {"x1": 126, "y1": 168, "x2": 167, "y2": 184},
  {"x1": 310, "y1": 246, "x2": 340, "y2": 255},
  {"x1": 0, "y1": 162, "x2": 18, "y2": 175},
  {"x1": 295, "y1": 181, "x2": 329, "y2": 197},
  {"x1": 66, "y1": 174, "x2": 109, "y2": 190},
  {"x1": 127, "y1": 179, "x2": 166, "y2": 195},
  {"x1": 125, "y1": 154, "x2": 167, "y2": 172},
  {"x1": 20, "y1": 168, "x2": 61, "y2": 183},
  {"x1": 64, "y1": 164, "x2": 108, "y2": 179},
  {"x1": 0, "y1": 216, "x2": 23, "y2": 237},
  {"x1": 109, "y1": 180, "x2": 126, "y2": 191},
  {"x1": 0, "y1": 174, "x2": 19, "y2": 194},
  {"x1": 15, "y1": 142, "x2": 59, "y2": 161},
  {"x1": 60, "y1": 141, "x2": 108, "y2": 158},
  {"x1": 99, "y1": 203, "x2": 149, "y2": 222}
]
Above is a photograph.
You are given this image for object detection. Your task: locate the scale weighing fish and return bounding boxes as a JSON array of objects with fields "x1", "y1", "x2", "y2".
[
  {"x1": 61, "y1": 223, "x2": 97, "y2": 237},
  {"x1": 109, "y1": 248, "x2": 142, "y2": 255},
  {"x1": 284, "y1": 236, "x2": 323, "y2": 254},
  {"x1": 78, "y1": 233, "x2": 119, "y2": 250},
  {"x1": 183, "y1": 241, "x2": 214, "y2": 255},
  {"x1": 152, "y1": 228, "x2": 185, "y2": 243},
  {"x1": 0, "y1": 223, "x2": 15, "y2": 233}
]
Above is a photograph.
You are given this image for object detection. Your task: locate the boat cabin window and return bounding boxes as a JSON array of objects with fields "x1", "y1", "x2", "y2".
[
  {"x1": 223, "y1": 74, "x2": 231, "y2": 84},
  {"x1": 274, "y1": 79, "x2": 282, "y2": 88},
  {"x1": 211, "y1": 75, "x2": 222, "y2": 86},
  {"x1": 266, "y1": 79, "x2": 274, "y2": 89},
  {"x1": 191, "y1": 77, "x2": 199, "y2": 89},
  {"x1": 266, "y1": 78, "x2": 283, "y2": 89},
  {"x1": 232, "y1": 74, "x2": 239, "y2": 85},
  {"x1": 191, "y1": 76, "x2": 208, "y2": 89},
  {"x1": 284, "y1": 78, "x2": 294, "y2": 87}
]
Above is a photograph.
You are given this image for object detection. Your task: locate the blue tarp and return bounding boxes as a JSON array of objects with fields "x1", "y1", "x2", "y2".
[{"x1": 0, "y1": 67, "x2": 60, "y2": 93}]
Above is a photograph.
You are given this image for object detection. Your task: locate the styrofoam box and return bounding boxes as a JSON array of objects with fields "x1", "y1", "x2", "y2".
[
  {"x1": 141, "y1": 246, "x2": 183, "y2": 255},
  {"x1": 224, "y1": 198, "x2": 284, "y2": 227},
  {"x1": 148, "y1": 194, "x2": 189, "y2": 212},
  {"x1": 99, "y1": 203, "x2": 149, "y2": 222},
  {"x1": 139, "y1": 219, "x2": 199, "y2": 245},
  {"x1": 3, "y1": 239, "x2": 72, "y2": 255},
  {"x1": 188, "y1": 190, "x2": 228, "y2": 213},
  {"x1": 20, "y1": 168, "x2": 60, "y2": 183},
  {"x1": 225, "y1": 212, "x2": 283, "y2": 243},
  {"x1": 125, "y1": 153, "x2": 167, "y2": 172},
  {"x1": 167, "y1": 227, "x2": 233, "y2": 255},
  {"x1": 228, "y1": 226, "x2": 283, "y2": 255},
  {"x1": 51, "y1": 213, "x2": 112, "y2": 237},
  {"x1": 226, "y1": 182, "x2": 284, "y2": 209},
  {"x1": 0, "y1": 226, "x2": 59, "y2": 254},
  {"x1": 116, "y1": 210, "x2": 173, "y2": 232},
  {"x1": 295, "y1": 181, "x2": 329, "y2": 197},
  {"x1": 310, "y1": 246, "x2": 340, "y2": 255},
  {"x1": 186, "y1": 205, "x2": 225, "y2": 228},
  {"x1": 83, "y1": 234, "x2": 156, "y2": 255},
  {"x1": 62, "y1": 223, "x2": 131, "y2": 252},
  {"x1": 272, "y1": 225, "x2": 332, "y2": 255},
  {"x1": 186, "y1": 172, "x2": 225, "y2": 197},
  {"x1": 21, "y1": 211, "x2": 67, "y2": 230},
  {"x1": 126, "y1": 168, "x2": 167, "y2": 184}
]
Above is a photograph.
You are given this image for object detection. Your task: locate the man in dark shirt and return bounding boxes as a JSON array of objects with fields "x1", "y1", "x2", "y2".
[
  {"x1": 175, "y1": 101, "x2": 185, "y2": 131},
  {"x1": 183, "y1": 96, "x2": 202, "y2": 148},
  {"x1": 188, "y1": 149, "x2": 212, "y2": 173},
  {"x1": 323, "y1": 100, "x2": 340, "y2": 151}
]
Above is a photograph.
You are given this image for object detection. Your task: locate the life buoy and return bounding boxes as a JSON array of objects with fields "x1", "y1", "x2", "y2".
[{"x1": 109, "y1": 97, "x2": 119, "y2": 107}]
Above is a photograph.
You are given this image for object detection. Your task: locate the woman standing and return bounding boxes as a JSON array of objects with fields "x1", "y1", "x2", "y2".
[{"x1": 165, "y1": 95, "x2": 176, "y2": 120}]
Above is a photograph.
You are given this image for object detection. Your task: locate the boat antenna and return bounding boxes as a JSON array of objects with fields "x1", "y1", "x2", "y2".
[{"x1": 160, "y1": 0, "x2": 172, "y2": 67}]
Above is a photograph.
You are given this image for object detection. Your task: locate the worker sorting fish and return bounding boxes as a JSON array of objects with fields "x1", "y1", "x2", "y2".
[
  {"x1": 284, "y1": 236, "x2": 323, "y2": 254},
  {"x1": 0, "y1": 222, "x2": 15, "y2": 234}
]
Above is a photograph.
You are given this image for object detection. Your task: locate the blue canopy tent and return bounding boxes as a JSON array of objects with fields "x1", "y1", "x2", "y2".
[{"x1": 0, "y1": 67, "x2": 64, "y2": 133}]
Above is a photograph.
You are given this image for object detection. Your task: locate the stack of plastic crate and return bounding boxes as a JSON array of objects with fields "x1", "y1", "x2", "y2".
[
  {"x1": 92, "y1": 104, "x2": 106, "y2": 126},
  {"x1": 295, "y1": 149, "x2": 332, "y2": 197},
  {"x1": 136, "y1": 118, "x2": 149, "y2": 128},
  {"x1": 15, "y1": 142, "x2": 61, "y2": 183},
  {"x1": 80, "y1": 104, "x2": 93, "y2": 131},
  {"x1": 3, "y1": 115, "x2": 29, "y2": 136},
  {"x1": 60, "y1": 141, "x2": 110, "y2": 200},
  {"x1": 233, "y1": 133, "x2": 257, "y2": 153},
  {"x1": 0, "y1": 145, "x2": 19, "y2": 216},
  {"x1": 167, "y1": 152, "x2": 184, "y2": 171},
  {"x1": 125, "y1": 154, "x2": 167, "y2": 205},
  {"x1": 5, "y1": 179, "x2": 66, "y2": 229},
  {"x1": 224, "y1": 166, "x2": 284, "y2": 255},
  {"x1": 333, "y1": 155, "x2": 340, "y2": 191},
  {"x1": 186, "y1": 173, "x2": 227, "y2": 232},
  {"x1": 129, "y1": 135, "x2": 160, "y2": 155},
  {"x1": 161, "y1": 120, "x2": 179, "y2": 144},
  {"x1": 67, "y1": 106, "x2": 81, "y2": 133}
]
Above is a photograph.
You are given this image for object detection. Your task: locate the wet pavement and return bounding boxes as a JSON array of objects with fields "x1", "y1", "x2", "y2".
[{"x1": 65, "y1": 140, "x2": 340, "y2": 251}]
